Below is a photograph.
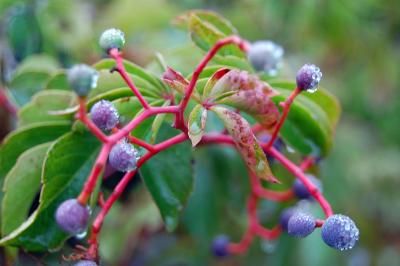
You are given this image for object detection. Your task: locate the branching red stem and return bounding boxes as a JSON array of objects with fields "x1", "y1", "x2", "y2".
[
  {"x1": 0, "y1": 89, "x2": 17, "y2": 115},
  {"x1": 266, "y1": 87, "x2": 301, "y2": 149}
]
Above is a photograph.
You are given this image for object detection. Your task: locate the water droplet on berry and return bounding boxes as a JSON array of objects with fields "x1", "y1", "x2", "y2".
[{"x1": 75, "y1": 230, "x2": 87, "y2": 239}]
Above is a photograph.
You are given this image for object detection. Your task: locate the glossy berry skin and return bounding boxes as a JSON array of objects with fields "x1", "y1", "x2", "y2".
[
  {"x1": 293, "y1": 174, "x2": 323, "y2": 199},
  {"x1": 321, "y1": 214, "x2": 359, "y2": 251},
  {"x1": 67, "y1": 64, "x2": 98, "y2": 97},
  {"x1": 109, "y1": 141, "x2": 138, "y2": 172},
  {"x1": 99, "y1": 28, "x2": 125, "y2": 52},
  {"x1": 296, "y1": 64, "x2": 322, "y2": 92},
  {"x1": 55, "y1": 199, "x2": 89, "y2": 235},
  {"x1": 211, "y1": 235, "x2": 230, "y2": 257},
  {"x1": 279, "y1": 207, "x2": 296, "y2": 232},
  {"x1": 90, "y1": 100, "x2": 119, "y2": 131},
  {"x1": 287, "y1": 211, "x2": 316, "y2": 238},
  {"x1": 74, "y1": 260, "x2": 97, "y2": 266},
  {"x1": 247, "y1": 40, "x2": 284, "y2": 76}
]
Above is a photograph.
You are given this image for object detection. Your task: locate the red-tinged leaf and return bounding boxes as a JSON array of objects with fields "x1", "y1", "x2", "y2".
[
  {"x1": 202, "y1": 68, "x2": 231, "y2": 98},
  {"x1": 162, "y1": 67, "x2": 189, "y2": 94},
  {"x1": 188, "y1": 104, "x2": 207, "y2": 146},
  {"x1": 211, "y1": 106, "x2": 278, "y2": 183},
  {"x1": 211, "y1": 70, "x2": 280, "y2": 129}
]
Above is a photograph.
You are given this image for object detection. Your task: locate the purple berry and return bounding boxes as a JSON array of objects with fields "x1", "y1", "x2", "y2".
[
  {"x1": 109, "y1": 141, "x2": 138, "y2": 172},
  {"x1": 67, "y1": 64, "x2": 98, "y2": 97},
  {"x1": 287, "y1": 211, "x2": 316, "y2": 238},
  {"x1": 279, "y1": 207, "x2": 296, "y2": 232},
  {"x1": 296, "y1": 64, "x2": 322, "y2": 92},
  {"x1": 321, "y1": 214, "x2": 359, "y2": 251},
  {"x1": 90, "y1": 100, "x2": 119, "y2": 131},
  {"x1": 55, "y1": 199, "x2": 89, "y2": 235},
  {"x1": 99, "y1": 28, "x2": 125, "y2": 52},
  {"x1": 247, "y1": 40, "x2": 284, "y2": 76},
  {"x1": 211, "y1": 235, "x2": 230, "y2": 257},
  {"x1": 293, "y1": 174, "x2": 323, "y2": 199},
  {"x1": 74, "y1": 260, "x2": 97, "y2": 266}
]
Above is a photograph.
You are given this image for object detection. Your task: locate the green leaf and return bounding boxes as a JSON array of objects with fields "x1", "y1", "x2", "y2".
[
  {"x1": 188, "y1": 104, "x2": 207, "y2": 147},
  {"x1": 0, "y1": 122, "x2": 71, "y2": 185},
  {"x1": 211, "y1": 106, "x2": 278, "y2": 183},
  {"x1": 0, "y1": 130, "x2": 100, "y2": 251},
  {"x1": 174, "y1": 10, "x2": 237, "y2": 36},
  {"x1": 269, "y1": 82, "x2": 341, "y2": 156},
  {"x1": 13, "y1": 55, "x2": 59, "y2": 76},
  {"x1": 45, "y1": 71, "x2": 70, "y2": 91},
  {"x1": 140, "y1": 125, "x2": 193, "y2": 232},
  {"x1": 18, "y1": 90, "x2": 77, "y2": 127},
  {"x1": 188, "y1": 14, "x2": 244, "y2": 58},
  {"x1": 1, "y1": 143, "x2": 51, "y2": 236},
  {"x1": 8, "y1": 71, "x2": 51, "y2": 106},
  {"x1": 93, "y1": 58, "x2": 166, "y2": 92}
]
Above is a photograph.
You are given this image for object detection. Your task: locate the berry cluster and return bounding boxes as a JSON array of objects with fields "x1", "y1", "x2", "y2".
[{"x1": 53, "y1": 27, "x2": 358, "y2": 263}]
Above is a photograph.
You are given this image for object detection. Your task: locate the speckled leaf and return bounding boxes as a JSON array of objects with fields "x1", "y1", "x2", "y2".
[
  {"x1": 202, "y1": 68, "x2": 230, "y2": 98},
  {"x1": 188, "y1": 104, "x2": 207, "y2": 146},
  {"x1": 212, "y1": 70, "x2": 280, "y2": 129},
  {"x1": 211, "y1": 106, "x2": 278, "y2": 183}
]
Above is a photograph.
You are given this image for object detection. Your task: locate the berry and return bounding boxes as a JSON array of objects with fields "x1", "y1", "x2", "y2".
[
  {"x1": 296, "y1": 63, "x2": 322, "y2": 92},
  {"x1": 67, "y1": 64, "x2": 98, "y2": 97},
  {"x1": 211, "y1": 235, "x2": 230, "y2": 257},
  {"x1": 109, "y1": 141, "x2": 138, "y2": 172},
  {"x1": 279, "y1": 207, "x2": 296, "y2": 231},
  {"x1": 287, "y1": 211, "x2": 316, "y2": 238},
  {"x1": 99, "y1": 28, "x2": 125, "y2": 52},
  {"x1": 247, "y1": 40, "x2": 284, "y2": 76},
  {"x1": 55, "y1": 199, "x2": 89, "y2": 235},
  {"x1": 321, "y1": 214, "x2": 359, "y2": 251},
  {"x1": 74, "y1": 260, "x2": 97, "y2": 266},
  {"x1": 293, "y1": 174, "x2": 323, "y2": 199},
  {"x1": 90, "y1": 100, "x2": 119, "y2": 131}
]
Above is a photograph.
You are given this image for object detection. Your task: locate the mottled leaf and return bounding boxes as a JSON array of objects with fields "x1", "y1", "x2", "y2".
[{"x1": 211, "y1": 106, "x2": 278, "y2": 183}]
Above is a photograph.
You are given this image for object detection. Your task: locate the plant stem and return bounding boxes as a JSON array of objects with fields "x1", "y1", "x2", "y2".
[
  {"x1": 266, "y1": 87, "x2": 301, "y2": 149},
  {"x1": 109, "y1": 48, "x2": 150, "y2": 109},
  {"x1": 175, "y1": 36, "x2": 248, "y2": 130}
]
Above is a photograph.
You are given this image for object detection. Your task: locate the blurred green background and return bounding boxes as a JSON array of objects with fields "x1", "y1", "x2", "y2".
[{"x1": 1, "y1": 0, "x2": 400, "y2": 265}]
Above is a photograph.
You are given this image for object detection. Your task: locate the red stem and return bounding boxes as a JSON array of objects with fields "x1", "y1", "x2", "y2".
[
  {"x1": 267, "y1": 147, "x2": 333, "y2": 217},
  {"x1": 109, "y1": 48, "x2": 150, "y2": 109},
  {"x1": 77, "y1": 144, "x2": 111, "y2": 204},
  {"x1": 91, "y1": 133, "x2": 187, "y2": 235},
  {"x1": 175, "y1": 36, "x2": 248, "y2": 130},
  {"x1": 299, "y1": 156, "x2": 315, "y2": 171},
  {"x1": 266, "y1": 87, "x2": 301, "y2": 149}
]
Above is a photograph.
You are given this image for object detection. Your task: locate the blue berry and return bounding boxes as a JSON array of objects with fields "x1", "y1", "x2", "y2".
[
  {"x1": 293, "y1": 174, "x2": 323, "y2": 199},
  {"x1": 109, "y1": 141, "x2": 138, "y2": 172},
  {"x1": 296, "y1": 64, "x2": 322, "y2": 92},
  {"x1": 287, "y1": 211, "x2": 316, "y2": 238},
  {"x1": 55, "y1": 199, "x2": 89, "y2": 235},
  {"x1": 247, "y1": 40, "x2": 284, "y2": 76},
  {"x1": 321, "y1": 214, "x2": 359, "y2": 251},
  {"x1": 67, "y1": 64, "x2": 98, "y2": 97},
  {"x1": 90, "y1": 100, "x2": 119, "y2": 131},
  {"x1": 279, "y1": 207, "x2": 296, "y2": 231},
  {"x1": 211, "y1": 235, "x2": 230, "y2": 257},
  {"x1": 74, "y1": 260, "x2": 97, "y2": 266},
  {"x1": 99, "y1": 28, "x2": 125, "y2": 52}
]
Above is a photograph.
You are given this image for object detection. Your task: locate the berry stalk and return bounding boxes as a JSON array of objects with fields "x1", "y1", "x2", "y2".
[{"x1": 109, "y1": 48, "x2": 150, "y2": 109}]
